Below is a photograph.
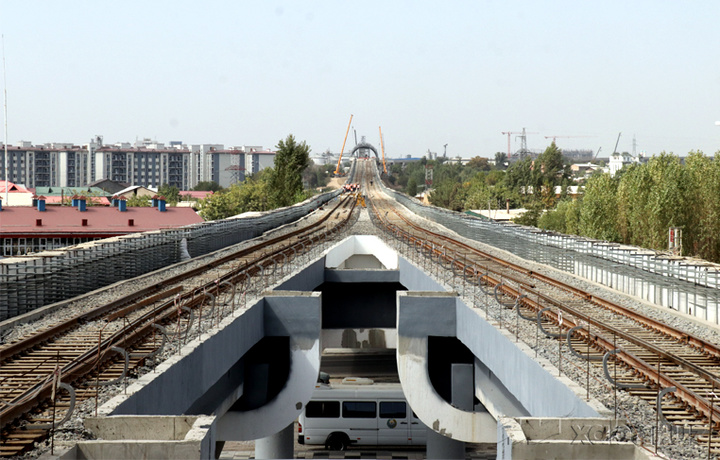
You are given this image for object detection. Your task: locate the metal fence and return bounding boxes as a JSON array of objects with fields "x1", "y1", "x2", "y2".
[
  {"x1": 0, "y1": 190, "x2": 341, "y2": 321},
  {"x1": 382, "y1": 184, "x2": 720, "y2": 323}
]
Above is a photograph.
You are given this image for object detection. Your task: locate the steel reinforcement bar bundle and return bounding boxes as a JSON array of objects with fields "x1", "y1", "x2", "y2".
[{"x1": 0, "y1": 190, "x2": 341, "y2": 321}]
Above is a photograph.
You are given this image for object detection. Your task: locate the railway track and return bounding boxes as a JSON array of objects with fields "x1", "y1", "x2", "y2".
[
  {"x1": 4, "y1": 158, "x2": 720, "y2": 457},
  {"x1": 360, "y1": 160, "x2": 720, "y2": 453},
  {"x1": 0, "y1": 193, "x2": 357, "y2": 457}
]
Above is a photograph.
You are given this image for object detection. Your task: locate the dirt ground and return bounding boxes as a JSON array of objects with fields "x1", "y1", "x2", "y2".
[{"x1": 326, "y1": 176, "x2": 345, "y2": 190}]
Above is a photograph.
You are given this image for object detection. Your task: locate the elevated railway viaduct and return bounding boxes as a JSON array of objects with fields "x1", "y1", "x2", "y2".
[{"x1": 2, "y1": 159, "x2": 720, "y2": 459}]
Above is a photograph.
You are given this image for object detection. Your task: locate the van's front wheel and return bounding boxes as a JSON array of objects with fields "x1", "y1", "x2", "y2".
[{"x1": 325, "y1": 433, "x2": 349, "y2": 451}]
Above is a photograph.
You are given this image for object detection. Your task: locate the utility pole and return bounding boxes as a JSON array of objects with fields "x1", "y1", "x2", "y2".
[{"x1": 3, "y1": 35, "x2": 8, "y2": 205}]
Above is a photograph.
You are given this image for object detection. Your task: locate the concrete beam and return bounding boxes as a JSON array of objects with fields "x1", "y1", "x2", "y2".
[
  {"x1": 397, "y1": 292, "x2": 497, "y2": 443},
  {"x1": 474, "y1": 358, "x2": 530, "y2": 418},
  {"x1": 102, "y1": 300, "x2": 266, "y2": 416},
  {"x1": 324, "y1": 269, "x2": 400, "y2": 283},
  {"x1": 454, "y1": 294, "x2": 607, "y2": 418},
  {"x1": 324, "y1": 235, "x2": 398, "y2": 270},
  {"x1": 216, "y1": 291, "x2": 321, "y2": 441}
]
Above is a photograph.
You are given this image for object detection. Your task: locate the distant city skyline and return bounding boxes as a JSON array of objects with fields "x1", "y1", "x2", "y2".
[{"x1": 1, "y1": 1, "x2": 719, "y2": 159}]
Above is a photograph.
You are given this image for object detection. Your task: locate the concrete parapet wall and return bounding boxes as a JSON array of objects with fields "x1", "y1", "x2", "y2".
[
  {"x1": 498, "y1": 416, "x2": 651, "y2": 460},
  {"x1": 84, "y1": 415, "x2": 197, "y2": 440},
  {"x1": 59, "y1": 415, "x2": 216, "y2": 460}
]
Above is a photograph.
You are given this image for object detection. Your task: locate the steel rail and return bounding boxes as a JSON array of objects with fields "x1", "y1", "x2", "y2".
[
  {"x1": 367, "y1": 189, "x2": 720, "y2": 427},
  {"x1": 0, "y1": 194, "x2": 356, "y2": 434}
]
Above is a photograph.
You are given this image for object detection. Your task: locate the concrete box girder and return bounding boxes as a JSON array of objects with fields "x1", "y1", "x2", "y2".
[{"x1": 99, "y1": 292, "x2": 321, "y2": 445}]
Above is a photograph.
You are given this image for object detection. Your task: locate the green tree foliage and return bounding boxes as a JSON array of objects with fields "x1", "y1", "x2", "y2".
[
  {"x1": 157, "y1": 184, "x2": 181, "y2": 205},
  {"x1": 303, "y1": 163, "x2": 333, "y2": 189},
  {"x1": 466, "y1": 156, "x2": 491, "y2": 172},
  {"x1": 505, "y1": 157, "x2": 534, "y2": 199},
  {"x1": 429, "y1": 180, "x2": 466, "y2": 211},
  {"x1": 534, "y1": 142, "x2": 568, "y2": 188},
  {"x1": 269, "y1": 134, "x2": 311, "y2": 208},
  {"x1": 615, "y1": 154, "x2": 686, "y2": 249},
  {"x1": 578, "y1": 172, "x2": 620, "y2": 241},
  {"x1": 537, "y1": 199, "x2": 581, "y2": 234},
  {"x1": 684, "y1": 151, "x2": 720, "y2": 261},
  {"x1": 406, "y1": 177, "x2": 418, "y2": 197},
  {"x1": 126, "y1": 195, "x2": 151, "y2": 207},
  {"x1": 199, "y1": 169, "x2": 272, "y2": 220},
  {"x1": 494, "y1": 152, "x2": 508, "y2": 169},
  {"x1": 193, "y1": 181, "x2": 223, "y2": 192}
]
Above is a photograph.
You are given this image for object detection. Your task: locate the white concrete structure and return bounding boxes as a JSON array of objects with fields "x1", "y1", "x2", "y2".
[{"x1": 57, "y1": 234, "x2": 644, "y2": 459}]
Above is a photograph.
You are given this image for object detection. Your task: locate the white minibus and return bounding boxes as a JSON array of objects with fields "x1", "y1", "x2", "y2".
[{"x1": 297, "y1": 380, "x2": 427, "y2": 450}]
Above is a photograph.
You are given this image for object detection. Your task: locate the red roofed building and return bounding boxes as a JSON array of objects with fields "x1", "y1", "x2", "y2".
[
  {"x1": 181, "y1": 190, "x2": 214, "y2": 200},
  {"x1": 0, "y1": 180, "x2": 34, "y2": 206},
  {"x1": 0, "y1": 197, "x2": 204, "y2": 256}
]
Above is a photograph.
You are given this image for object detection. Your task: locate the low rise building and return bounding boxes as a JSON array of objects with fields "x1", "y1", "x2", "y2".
[
  {"x1": 0, "y1": 180, "x2": 34, "y2": 206},
  {"x1": 0, "y1": 196, "x2": 203, "y2": 257}
]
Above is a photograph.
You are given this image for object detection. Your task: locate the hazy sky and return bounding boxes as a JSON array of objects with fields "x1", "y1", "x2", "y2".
[{"x1": 1, "y1": 1, "x2": 719, "y2": 159}]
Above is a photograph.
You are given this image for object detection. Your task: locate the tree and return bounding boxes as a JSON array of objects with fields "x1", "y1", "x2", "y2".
[
  {"x1": 158, "y1": 184, "x2": 181, "y2": 205},
  {"x1": 466, "y1": 156, "x2": 491, "y2": 172},
  {"x1": 538, "y1": 199, "x2": 581, "y2": 234},
  {"x1": 505, "y1": 157, "x2": 534, "y2": 198},
  {"x1": 578, "y1": 172, "x2": 620, "y2": 241},
  {"x1": 406, "y1": 177, "x2": 418, "y2": 197},
  {"x1": 193, "y1": 181, "x2": 223, "y2": 192},
  {"x1": 615, "y1": 153, "x2": 686, "y2": 250},
  {"x1": 429, "y1": 180, "x2": 466, "y2": 211},
  {"x1": 684, "y1": 151, "x2": 720, "y2": 261},
  {"x1": 126, "y1": 195, "x2": 151, "y2": 207},
  {"x1": 269, "y1": 134, "x2": 311, "y2": 208},
  {"x1": 199, "y1": 169, "x2": 272, "y2": 220},
  {"x1": 494, "y1": 152, "x2": 508, "y2": 169},
  {"x1": 534, "y1": 142, "x2": 568, "y2": 189}
]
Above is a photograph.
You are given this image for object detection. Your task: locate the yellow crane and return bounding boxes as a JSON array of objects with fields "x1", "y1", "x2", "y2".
[
  {"x1": 334, "y1": 114, "x2": 353, "y2": 176},
  {"x1": 378, "y1": 126, "x2": 388, "y2": 174}
]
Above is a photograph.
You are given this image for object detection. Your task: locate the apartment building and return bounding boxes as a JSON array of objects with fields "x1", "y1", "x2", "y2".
[{"x1": 0, "y1": 137, "x2": 276, "y2": 189}]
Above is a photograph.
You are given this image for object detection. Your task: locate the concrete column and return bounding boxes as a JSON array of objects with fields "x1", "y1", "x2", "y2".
[
  {"x1": 428, "y1": 363, "x2": 473, "y2": 459},
  {"x1": 427, "y1": 429, "x2": 465, "y2": 459},
  {"x1": 452, "y1": 363, "x2": 474, "y2": 411},
  {"x1": 254, "y1": 423, "x2": 293, "y2": 459},
  {"x1": 426, "y1": 364, "x2": 473, "y2": 459}
]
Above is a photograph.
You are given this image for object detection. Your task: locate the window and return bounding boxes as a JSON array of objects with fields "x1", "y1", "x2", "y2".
[
  {"x1": 305, "y1": 401, "x2": 340, "y2": 418},
  {"x1": 379, "y1": 401, "x2": 406, "y2": 419},
  {"x1": 342, "y1": 401, "x2": 376, "y2": 418}
]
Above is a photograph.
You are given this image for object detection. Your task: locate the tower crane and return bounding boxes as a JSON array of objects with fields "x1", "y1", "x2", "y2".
[
  {"x1": 501, "y1": 131, "x2": 522, "y2": 158},
  {"x1": 334, "y1": 114, "x2": 353, "y2": 176},
  {"x1": 544, "y1": 135, "x2": 596, "y2": 145},
  {"x1": 502, "y1": 128, "x2": 537, "y2": 158},
  {"x1": 378, "y1": 126, "x2": 388, "y2": 175},
  {"x1": 612, "y1": 132, "x2": 622, "y2": 154}
]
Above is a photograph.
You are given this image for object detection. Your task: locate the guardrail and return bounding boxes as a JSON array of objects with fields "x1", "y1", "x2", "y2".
[
  {"x1": 379, "y1": 180, "x2": 720, "y2": 322},
  {"x1": 0, "y1": 190, "x2": 341, "y2": 321}
]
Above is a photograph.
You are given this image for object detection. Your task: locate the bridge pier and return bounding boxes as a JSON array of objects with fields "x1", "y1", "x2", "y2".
[
  {"x1": 427, "y1": 429, "x2": 465, "y2": 459},
  {"x1": 427, "y1": 363, "x2": 474, "y2": 458},
  {"x1": 254, "y1": 423, "x2": 294, "y2": 459}
]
